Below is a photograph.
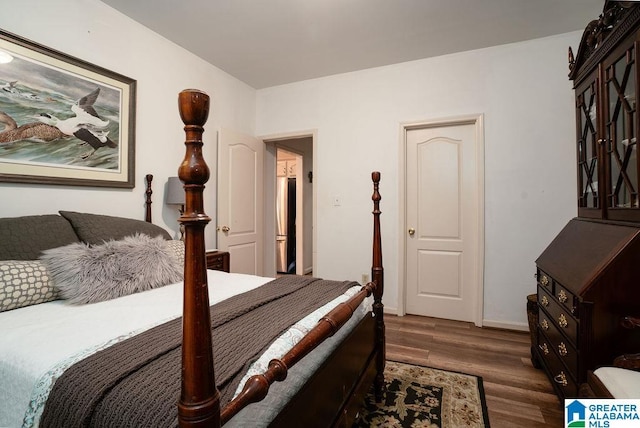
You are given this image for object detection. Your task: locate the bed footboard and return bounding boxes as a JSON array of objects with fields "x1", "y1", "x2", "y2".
[
  {"x1": 270, "y1": 314, "x2": 378, "y2": 427},
  {"x1": 176, "y1": 89, "x2": 384, "y2": 428},
  {"x1": 222, "y1": 282, "x2": 377, "y2": 424},
  {"x1": 222, "y1": 172, "x2": 385, "y2": 425}
]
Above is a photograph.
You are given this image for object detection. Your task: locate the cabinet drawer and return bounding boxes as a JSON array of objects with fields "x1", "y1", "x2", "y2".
[
  {"x1": 537, "y1": 328, "x2": 578, "y2": 398},
  {"x1": 554, "y1": 282, "x2": 578, "y2": 317},
  {"x1": 537, "y1": 269, "x2": 553, "y2": 292},
  {"x1": 537, "y1": 306, "x2": 578, "y2": 376},
  {"x1": 538, "y1": 286, "x2": 578, "y2": 346}
]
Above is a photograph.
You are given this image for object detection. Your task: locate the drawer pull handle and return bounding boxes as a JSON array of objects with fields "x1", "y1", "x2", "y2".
[
  {"x1": 558, "y1": 342, "x2": 568, "y2": 357},
  {"x1": 539, "y1": 343, "x2": 549, "y2": 355},
  {"x1": 558, "y1": 290, "x2": 568, "y2": 303},
  {"x1": 541, "y1": 319, "x2": 549, "y2": 330},
  {"x1": 554, "y1": 372, "x2": 568, "y2": 387},
  {"x1": 541, "y1": 295, "x2": 549, "y2": 307},
  {"x1": 540, "y1": 275, "x2": 549, "y2": 287},
  {"x1": 558, "y1": 314, "x2": 568, "y2": 328}
]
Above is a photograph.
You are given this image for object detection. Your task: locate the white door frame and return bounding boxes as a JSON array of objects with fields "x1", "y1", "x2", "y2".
[
  {"x1": 398, "y1": 114, "x2": 485, "y2": 326},
  {"x1": 260, "y1": 130, "x2": 317, "y2": 277}
]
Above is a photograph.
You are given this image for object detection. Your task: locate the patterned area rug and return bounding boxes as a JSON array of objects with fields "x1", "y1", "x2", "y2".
[{"x1": 354, "y1": 361, "x2": 490, "y2": 427}]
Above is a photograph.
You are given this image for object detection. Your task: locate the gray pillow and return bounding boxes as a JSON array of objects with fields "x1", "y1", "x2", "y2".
[
  {"x1": 166, "y1": 239, "x2": 185, "y2": 266},
  {"x1": 40, "y1": 234, "x2": 182, "y2": 304},
  {"x1": 59, "y1": 211, "x2": 171, "y2": 245},
  {"x1": 0, "y1": 215, "x2": 80, "y2": 260}
]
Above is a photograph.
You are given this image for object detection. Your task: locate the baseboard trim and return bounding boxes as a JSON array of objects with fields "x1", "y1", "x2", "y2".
[
  {"x1": 383, "y1": 306, "x2": 398, "y2": 315},
  {"x1": 379, "y1": 309, "x2": 529, "y2": 332},
  {"x1": 482, "y1": 319, "x2": 529, "y2": 332}
]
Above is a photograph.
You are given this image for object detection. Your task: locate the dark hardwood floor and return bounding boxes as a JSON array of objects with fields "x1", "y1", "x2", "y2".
[{"x1": 385, "y1": 314, "x2": 563, "y2": 427}]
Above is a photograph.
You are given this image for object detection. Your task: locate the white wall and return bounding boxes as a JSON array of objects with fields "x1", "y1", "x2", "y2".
[
  {"x1": 0, "y1": 1, "x2": 582, "y2": 327},
  {"x1": 0, "y1": 0, "x2": 256, "y2": 250},
  {"x1": 256, "y1": 32, "x2": 581, "y2": 328}
]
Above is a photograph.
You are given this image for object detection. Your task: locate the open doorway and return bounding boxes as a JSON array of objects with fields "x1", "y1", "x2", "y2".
[
  {"x1": 276, "y1": 148, "x2": 299, "y2": 274},
  {"x1": 264, "y1": 136, "x2": 314, "y2": 277}
]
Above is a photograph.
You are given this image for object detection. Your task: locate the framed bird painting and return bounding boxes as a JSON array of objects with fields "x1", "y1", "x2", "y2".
[{"x1": 0, "y1": 29, "x2": 136, "y2": 188}]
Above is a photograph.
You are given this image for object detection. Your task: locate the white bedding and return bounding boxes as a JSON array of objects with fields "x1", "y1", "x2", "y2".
[{"x1": 0, "y1": 270, "x2": 369, "y2": 428}]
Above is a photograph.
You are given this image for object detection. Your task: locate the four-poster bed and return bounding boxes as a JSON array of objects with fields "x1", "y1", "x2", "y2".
[{"x1": 0, "y1": 89, "x2": 385, "y2": 427}]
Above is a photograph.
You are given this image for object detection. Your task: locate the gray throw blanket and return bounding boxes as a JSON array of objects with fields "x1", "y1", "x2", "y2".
[{"x1": 40, "y1": 276, "x2": 357, "y2": 428}]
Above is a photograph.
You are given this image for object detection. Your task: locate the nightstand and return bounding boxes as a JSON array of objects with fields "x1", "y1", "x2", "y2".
[{"x1": 205, "y1": 250, "x2": 230, "y2": 272}]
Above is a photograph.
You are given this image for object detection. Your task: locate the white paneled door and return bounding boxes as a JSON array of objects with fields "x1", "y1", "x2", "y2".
[
  {"x1": 404, "y1": 118, "x2": 483, "y2": 324},
  {"x1": 218, "y1": 128, "x2": 264, "y2": 275}
]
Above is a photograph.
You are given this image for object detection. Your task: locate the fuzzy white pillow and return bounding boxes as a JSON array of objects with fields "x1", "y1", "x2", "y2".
[{"x1": 40, "y1": 234, "x2": 182, "y2": 304}]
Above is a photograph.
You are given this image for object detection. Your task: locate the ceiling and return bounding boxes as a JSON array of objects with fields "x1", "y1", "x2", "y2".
[{"x1": 100, "y1": 0, "x2": 605, "y2": 89}]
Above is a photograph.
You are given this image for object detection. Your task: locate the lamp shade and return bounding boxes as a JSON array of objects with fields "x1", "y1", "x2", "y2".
[{"x1": 166, "y1": 177, "x2": 185, "y2": 205}]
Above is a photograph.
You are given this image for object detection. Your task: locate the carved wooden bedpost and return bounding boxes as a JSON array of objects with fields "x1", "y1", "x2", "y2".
[
  {"x1": 176, "y1": 89, "x2": 220, "y2": 428},
  {"x1": 144, "y1": 174, "x2": 153, "y2": 223},
  {"x1": 371, "y1": 171, "x2": 385, "y2": 400}
]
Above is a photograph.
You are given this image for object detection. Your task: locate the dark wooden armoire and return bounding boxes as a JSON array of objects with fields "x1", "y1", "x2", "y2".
[{"x1": 534, "y1": 1, "x2": 640, "y2": 400}]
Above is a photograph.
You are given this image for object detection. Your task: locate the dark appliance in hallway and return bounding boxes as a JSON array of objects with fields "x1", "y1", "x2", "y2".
[{"x1": 276, "y1": 177, "x2": 296, "y2": 274}]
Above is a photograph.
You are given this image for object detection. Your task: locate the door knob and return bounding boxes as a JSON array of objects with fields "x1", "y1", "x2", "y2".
[
  {"x1": 217, "y1": 225, "x2": 230, "y2": 232},
  {"x1": 408, "y1": 228, "x2": 415, "y2": 236}
]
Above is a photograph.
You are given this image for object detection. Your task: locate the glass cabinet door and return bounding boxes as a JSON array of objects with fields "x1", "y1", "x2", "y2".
[
  {"x1": 576, "y1": 75, "x2": 601, "y2": 217},
  {"x1": 604, "y1": 42, "x2": 639, "y2": 220}
]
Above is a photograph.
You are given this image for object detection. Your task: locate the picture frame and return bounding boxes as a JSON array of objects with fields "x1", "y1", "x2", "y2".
[{"x1": 0, "y1": 29, "x2": 136, "y2": 188}]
